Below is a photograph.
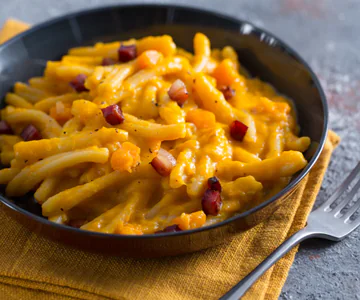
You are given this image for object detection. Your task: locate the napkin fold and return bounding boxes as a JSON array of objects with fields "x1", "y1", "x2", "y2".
[{"x1": 0, "y1": 19, "x2": 340, "y2": 300}]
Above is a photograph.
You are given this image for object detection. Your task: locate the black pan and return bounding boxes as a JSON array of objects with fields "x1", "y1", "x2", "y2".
[{"x1": 0, "y1": 4, "x2": 328, "y2": 257}]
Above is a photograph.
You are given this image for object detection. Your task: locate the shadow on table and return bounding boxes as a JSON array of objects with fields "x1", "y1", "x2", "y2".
[{"x1": 299, "y1": 238, "x2": 336, "y2": 250}]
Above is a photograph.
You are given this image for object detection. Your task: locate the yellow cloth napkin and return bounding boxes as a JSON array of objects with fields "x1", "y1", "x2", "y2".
[
  {"x1": 0, "y1": 19, "x2": 340, "y2": 300},
  {"x1": 0, "y1": 19, "x2": 29, "y2": 44}
]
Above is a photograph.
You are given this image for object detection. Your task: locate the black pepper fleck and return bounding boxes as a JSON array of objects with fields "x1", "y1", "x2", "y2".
[
  {"x1": 95, "y1": 129, "x2": 99, "y2": 132},
  {"x1": 149, "y1": 148, "x2": 153, "y2": 153}
]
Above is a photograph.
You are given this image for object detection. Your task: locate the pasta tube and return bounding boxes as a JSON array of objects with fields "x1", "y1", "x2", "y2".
[
  {"x1": 14, "y1": 127, "x2": 128, "y2": 163},
  {"x1": 216, "y1": 151, "x2": 307, "y2": 181},
  {"x1": 42, "y1": 164, "x2": 158, "y2": 217},
  {"x1": 120, "y1": 113, "x2": 186, "y2": 141},
  {"x1": 6, "y1": 146, "x2": 109, "y2": 196},
  {"x1": 4, "y1": 108, "x2": 62, "y2": 138}
]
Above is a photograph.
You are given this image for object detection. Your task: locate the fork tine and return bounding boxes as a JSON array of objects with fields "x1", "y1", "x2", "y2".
[
  {"x1": 352, "y1": 216, "x2": 360, "y2": 229},
  {"x1": 334, "y1": 178, "x2": 360, "y2": 216},
  {"x1": 320, "y1": 162, "x2": 360, "y2": 210},
  {"x1": 342, "y1": 196, "x2": 360, "y2": 221}
]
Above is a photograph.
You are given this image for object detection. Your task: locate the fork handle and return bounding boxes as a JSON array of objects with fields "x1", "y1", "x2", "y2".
[{"x1": 220, "y1": 226, "x2": 318, "y2": 300}]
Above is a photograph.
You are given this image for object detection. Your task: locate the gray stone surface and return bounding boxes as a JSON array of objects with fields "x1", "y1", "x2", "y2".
[{"x1": 1, "y1": 0, "x2": 359, "y2": 299}]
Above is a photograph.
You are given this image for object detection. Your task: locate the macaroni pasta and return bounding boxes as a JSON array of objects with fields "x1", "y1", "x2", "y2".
[{"x1": 0, "y1": 33, "x2": 310, "y2": 234}]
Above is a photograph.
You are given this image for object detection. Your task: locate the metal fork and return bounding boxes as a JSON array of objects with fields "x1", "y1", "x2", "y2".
[{"x1": 221, "y1": 162, "x2": 360, "y2": 300}]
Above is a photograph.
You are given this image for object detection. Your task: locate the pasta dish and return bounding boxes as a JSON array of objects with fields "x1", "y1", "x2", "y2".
[{"x1": 0, "y1": 33, "x2": 310, "y2": 234}]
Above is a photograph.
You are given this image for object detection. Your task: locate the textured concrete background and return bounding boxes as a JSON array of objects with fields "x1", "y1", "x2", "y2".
[{"x1": 1, "y1": 0, "x2": 359, "y2": 299}]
